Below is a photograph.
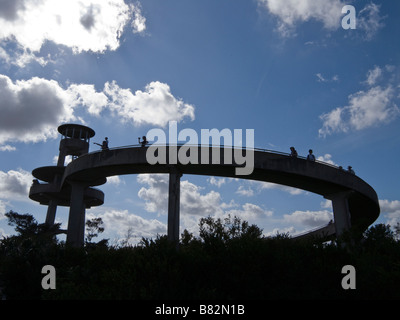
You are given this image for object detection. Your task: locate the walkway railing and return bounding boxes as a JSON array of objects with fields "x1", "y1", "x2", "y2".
[{"x1": 87, "y1": 143, "x2": 341, "y2": 170}]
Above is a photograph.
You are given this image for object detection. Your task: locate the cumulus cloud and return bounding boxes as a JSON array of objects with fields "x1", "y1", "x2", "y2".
[
  {"x1": 379, "y1": 199, "x2": 400, "y2": 226},
  {"x1": 316, "y1": 73, "x2": 339, "y2": 83},
  {"x1": 207, "y1": 177, "x2": 227, "y2": 188},
  {"x1": 137, "y1": 174, "x2": 169, "y2": 214},
  {"x1": 356, "y1": 3, "x2": 385, "y2": 41},
  {"x1": 236, "y1": 185, "x2": 255, "y2": 197},
  {"x1": 258, "y1": 0, "x2": 344, "y2": 36},
  {"x1": 0, "y1": 0, "x2": 145, "y2": 55},
  {"x1": 365, "y1": 65, "x2": 383, "y2": 86},
  {"x1": 137, "y1": 174, "x2": 223, "y2": 217},
  {"x1": 227, "y1": 203, "x2": 273, "y2": 221},
  {"x1": 319, "y1": 65, "x2": 400, "y2": 137},
  {"x1": 0, "y1": 75, "x2": 76, "y2": 144},
  {"x1": 0, "y1": 75, "x2": 195, "y2": 146},
  {"x1": 316, "y1": 154, "x2": 337, "y2": 166},
  {"x1": 131, "y1": 3, "x2": 146, "y2": 34},
  {"x1": 258, "y1": 0, "x2": 384, "y2": 39},
  {"x1": 66, "y1": 83, "x2": 109, "y2": 116},
  {"x1": 0, "y1": 145, "x2": 16, "y2": 152},
  {"x1": 0, "y1": 168, "x2": 32, "y2": 201},
  {"x1": 283, "y1": 209, "x2": 332, "y2": 228},
  {"x1": 136, "y1": 174, "x2": 274, "y2": 235},
  {"x1": 0, "y1": 0, "x2": 25, "y2": 21},
  {"x1": 104, "y1": 81, "x2": 195, "y2": 127},
  {"x1": 87, "y1": 208, "x2": 166, "y2": 244},
  {"x1": 107, "y1": 175, "x2": 124, "y2": 186},
  {"x1": 252, "y1": 180, "x2": 305, "y2": 196}
]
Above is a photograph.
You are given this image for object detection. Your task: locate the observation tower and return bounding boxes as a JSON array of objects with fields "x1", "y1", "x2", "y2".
[
  {"x1": 30, "y1": 123, "x2": 380, "y2": 247},
  {"x1": 29, "y1": 124, "x2": 105, "y2": 242}
]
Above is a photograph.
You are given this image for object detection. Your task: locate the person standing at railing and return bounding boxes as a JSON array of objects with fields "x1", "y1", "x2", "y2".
[
  {"x1": 306, "y1": 149, "x2": 315, "y2": 162},
  {"x1": 94, "y1": 137, "x2": 109, "y2": 151},
  {"x1": 138, "y1": 136, "x2": 148, "y2": 147},
  {"x1": 290, "y1": 147, "x2": 298, "y2": 158}
]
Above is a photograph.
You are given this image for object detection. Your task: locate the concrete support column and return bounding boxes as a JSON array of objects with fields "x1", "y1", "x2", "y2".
[
  {"x1": 45, "y1": 173, "x2": 62, "y2": 226},
  {"x1": 45, "y1": 199, "x2": 58, "y2": 226},
  {"x1": 167, "y1": 169, "x2": 182, "y2": 243},
  {"x1": 67, "y1": 182, "x2": 86, "y2": 247},
  {"x1": 325, "y1": 192, "x2": 352, "y2": 236}
]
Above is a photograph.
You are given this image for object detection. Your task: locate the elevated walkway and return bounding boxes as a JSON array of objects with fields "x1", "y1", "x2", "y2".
[{"x1": 56, "y1": 144, "x2": 379, "y2": 246}]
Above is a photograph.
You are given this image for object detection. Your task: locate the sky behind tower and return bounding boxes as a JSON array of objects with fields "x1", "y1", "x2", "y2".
[{"x1": 0, "y1": 0, "x2": 399, "y2": 244}]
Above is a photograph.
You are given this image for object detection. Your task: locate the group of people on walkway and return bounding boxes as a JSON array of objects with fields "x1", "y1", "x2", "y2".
[
  {"x1": 94, "y1": 136, "x2": 149, "y2": 151},
  {"x1": 92, "y1": 138, "x2": 355, "y2": 175},
  {"x1": 290, "y1": 147, "x2": 316, "y2": 161},
  {"x1": 289, "y1": 146, "x2": 355, "y2": 174}
]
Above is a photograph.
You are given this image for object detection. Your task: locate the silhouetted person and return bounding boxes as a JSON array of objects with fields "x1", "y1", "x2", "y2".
[
  {"x1": 290, "y1": 147, "x2": 298, "y2": 158},
  {"x1": 102, "y1": 137, "x2": 109, "y2": 150},
  {"x1": 94, "y1": 137, "x2": 109, "y2": 151},
  {"x1": 138, "y1": 136, "x2": 148, "y2": 147},
  {"x1": 307, "y1": 149, "x2": 315, "y2": 161},
  {"x1": 347, "y1": 166, "x2": 355, "y2": 175}
]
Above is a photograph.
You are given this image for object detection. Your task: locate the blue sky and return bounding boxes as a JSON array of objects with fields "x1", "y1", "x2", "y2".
[{"x1": 0, "y1": 0, "x2": 399, "y2": 244}]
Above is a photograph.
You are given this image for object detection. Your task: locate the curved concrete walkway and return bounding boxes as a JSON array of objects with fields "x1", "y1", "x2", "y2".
[{"x1": 59, "y1": 145, "x2": 379, "y2": 246}]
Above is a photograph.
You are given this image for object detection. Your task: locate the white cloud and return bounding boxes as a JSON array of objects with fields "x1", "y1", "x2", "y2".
[
  {"x1": 66, "y1": 84, "x2": 109, "y2": 116},
  {"x1": 258, "y1": 0, "x2": 345, "y2": 36},
  {"x1": 357, "y1": 3, "x2": 385, "y2": 41},
  {"x1": 0, "y1": 168, "x2": 32, "y2": 201},
  {"x1": 0, "y1": 75, "x2": 195, "y2": 146},
  {"x1": 0, "y1": 75, "x2": 76, "y2": 145},
  {"x1": 136, "y1": 174, "x2": 275, "y2": 236},
  {"x1": 319, "y1": 65, "x2": 400, "y2": 137},
  {"x1": 264, "y1": 226, "x2": 296, "y2": 237},
  {"x1": 87, "y1": 208, "x2": 166, "y2": 243},
  {"x1": 258, "y1": 0, "x2": 384, "y2": 40},
  {"x1": 181, "y1": 182, "x2": 223, "y2": 216},
  {"x1": 0, "y1": 0, "x2": 145, "y2": 55},
  {"x1": 104, "y1": 80, "x2": 195, "y2": 127},
  {"x1": 137, "y1": 174, "x2": 169, "y2": 214},
  {"x1": 251, "y1": 180, "x2": 305, "y2": 196},
  {"x1": 227, "y1": 203, "x2": 273, "y2": 221},
  {"x1": 316, "y1": 73, "x2": 339, "y2": 83},
  {"x1": 131, "y1": 3, "x2": 146, "y2": 34},
  {"x1": 321, "y1": 199, "x2": 332, "y2": 209},
  {"x1": 365, "y1": 66, "x2": 383, "y2": 86},
  {"x1": 107, "y1": 175, "x2": 124, "y2": 186},
  {"x1": 236, "y1": 185, "x2": 255, "y2": 197},
  {"x1": 319, "y1": 85, "x2": 399, "y2": 136},
  {"x1": 379, "y1": 199, "x2": 400, "y2": 226},
  {"x1": 0, "y1": 145, "x2": 16, "y2": 152},
  {"x1": 283, "y1": 209, "x2": 332, "y2": 228},
  {"x1": 0, "y1": 200, "x2": 7, "y2": 215},
  {"x1": 138, "y1": 174, "x2": 225, "y2": 236},
  {"x1": 137, "y1": 174, "x2": 223, "y2": 217},
  {"x1": 208, "y1": 177, "x2": 226, "y2": 188},
  {"x1": 316, "y1": 154, "x2": 337, "y2": 166},
  {"x1": 347, "y1": 86, "x2": 398, "y2": 130}
]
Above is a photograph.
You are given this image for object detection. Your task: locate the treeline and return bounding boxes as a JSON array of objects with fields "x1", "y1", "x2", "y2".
[{"x1": 1, "y1": 211, "x2": 400, "y2": 299}]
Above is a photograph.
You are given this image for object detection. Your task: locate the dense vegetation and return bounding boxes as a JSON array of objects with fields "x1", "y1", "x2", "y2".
[{"x1": 1, "y1": 211, "x2": 400, "y2": 299}]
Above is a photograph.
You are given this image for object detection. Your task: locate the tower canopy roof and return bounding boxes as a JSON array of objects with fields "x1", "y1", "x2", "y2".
[{"x1": 58, "y1": 124, "x2": 95, "y2": 139}]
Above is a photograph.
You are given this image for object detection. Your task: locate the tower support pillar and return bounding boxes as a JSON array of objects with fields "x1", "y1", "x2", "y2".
[
  {"x1": 167, "y1": 169, "x2": 182, "y2": 243},
  {"x1": 325, "y1": 191, "x2": 352, "y2": 236},
  {"x1": 67, "y1": 182, "x2": 86, "y2": 247}
]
